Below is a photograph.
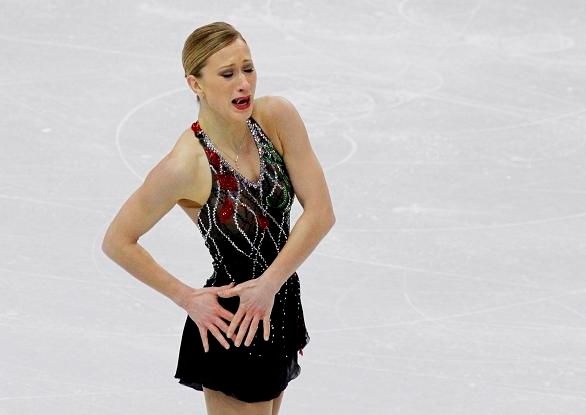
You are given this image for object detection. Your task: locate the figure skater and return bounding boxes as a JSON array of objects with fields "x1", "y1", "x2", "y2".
[{"x1": 102, "y1": 21, "x2": 335, "y2": 415}]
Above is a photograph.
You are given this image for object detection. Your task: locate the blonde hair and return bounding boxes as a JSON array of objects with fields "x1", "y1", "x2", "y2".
[{"x1": 182, "y1": 21, "x2": 247, "y2": 102}]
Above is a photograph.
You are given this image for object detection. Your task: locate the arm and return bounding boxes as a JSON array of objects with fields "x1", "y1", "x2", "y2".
[
  {"x1": 102, "y1": 147, "x2": 237, "y2": 351},
  {"x1": 216, "y1": 96, "x2": 336, "y2": 347},
  {"x1": 101, "y1": 151, "x2": 196, "y2": 308},
  {"x1": 258, "y1": 95, "x2": 336, "y2": 294}
]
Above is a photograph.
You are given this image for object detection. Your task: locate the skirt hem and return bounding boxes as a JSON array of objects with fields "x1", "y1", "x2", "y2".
[{"x1": 174, "y1": 364, "x2": 300, "y2": 403}]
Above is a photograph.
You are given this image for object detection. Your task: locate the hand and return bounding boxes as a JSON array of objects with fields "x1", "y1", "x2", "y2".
[
  {"x1": 180, "y1": 282, "x2": 237, "y2": 353},
  {"x1": 217, "y1": 277, "x2": 276, "y2": 347}
]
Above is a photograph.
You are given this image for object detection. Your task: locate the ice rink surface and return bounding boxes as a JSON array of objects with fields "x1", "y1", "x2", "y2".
[{"x1": 2, "y1": 0, "x2": 586, "y2": 414}]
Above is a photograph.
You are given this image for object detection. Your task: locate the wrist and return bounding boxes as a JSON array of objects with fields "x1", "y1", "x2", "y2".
[
  {"x1": 172, "y1": 285, "x2": 195, "y2": 310},
  {"x1": 260, "y1": 273, "x2": 284, "y2": 296}
]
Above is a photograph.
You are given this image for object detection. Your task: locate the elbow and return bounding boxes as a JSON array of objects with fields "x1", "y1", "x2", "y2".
[
  {"x1": 325, "y1": 208, "x2": 336, "y2": 228},
  {"x1": 101, "y1": 236, "x2": 116, "y2": 258},
  {"x1": 307, "y1": 203, "x2": 336, "y2": 228},
  {"x1": 101, "y1": 230, "x2": 134, "y2": 259},
  {"x1": 101, "y1": 226, "x2": 117, "y2": 257}
]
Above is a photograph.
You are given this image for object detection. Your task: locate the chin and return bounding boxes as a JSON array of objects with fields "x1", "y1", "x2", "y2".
[{"x1": 234, "y1": 104, "x2": 253, "y2": 116}]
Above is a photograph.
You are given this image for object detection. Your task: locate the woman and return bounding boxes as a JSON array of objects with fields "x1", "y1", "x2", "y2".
[{"x1": 102, "y1": 21, "x2": 335, "y2": 415}]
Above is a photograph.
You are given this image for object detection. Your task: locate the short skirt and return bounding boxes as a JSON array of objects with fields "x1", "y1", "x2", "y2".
[{"x1": 173, "y1": 291, "x2": 309, "y2": 403}]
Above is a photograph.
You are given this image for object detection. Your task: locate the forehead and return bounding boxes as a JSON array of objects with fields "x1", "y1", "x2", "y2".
[{"x1": 208, "y1": 38, "x2": 252, "y2": 67}]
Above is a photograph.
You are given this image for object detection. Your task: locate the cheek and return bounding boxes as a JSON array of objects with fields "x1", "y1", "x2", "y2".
[{"x1": 210, "y1": 83, "x2": 231, "y2": 103}]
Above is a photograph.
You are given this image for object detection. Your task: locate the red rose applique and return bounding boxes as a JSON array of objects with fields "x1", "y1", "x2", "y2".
[
  {"x1": 218, "y1": 196, "x2": 234, "y2": 224},
  {"x1": 204, "y1": 147, "x2": 221, "y2": 169},
  {"x1": 217, "y1": 173, "x2": 238, "y2": 191},
  {"x1": 191, "y1": 121, "x2": 202, "y2": 134},
  {"x1": 257, "y1": 213, "x2": 268, "y2": 230}
]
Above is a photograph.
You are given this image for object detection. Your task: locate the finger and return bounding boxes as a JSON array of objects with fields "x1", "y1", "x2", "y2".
[
  {"x1": 226, "y1": 309, "x2": 245, "y2": 339},
  {"x1": 263, "y1": 317, "x2": 271, "y2": 341},
  {"x1": 216, "y1": 289, "x2": 233, "y2": 298},
  {"x1": 208, "y1": 325, "x2": 230, "y2": 350},
  {"x1": 216, "y1": 281, "x2": 235, "y2": 290},
  {"x1": 216, "y1": 283, "x2": 238, "y2": 298},
  {"x1": 235, "y1": 314, "x2": 253, "y2": 347},
  {"x1": 197, "y1": 324, "x2": 209, "y2": 353},
  {"x1": 215, "y1": 317, "x2": 230, "y2": 334},
  {"x1": 244, "y1": 316, "x2": 260, "y2": 347},
  {"x1": 213, "y1": 282, "x2": 234, "y2": 294},
  {"x1": 217, "y1": 305, "x2": 235, "y2": 322}
]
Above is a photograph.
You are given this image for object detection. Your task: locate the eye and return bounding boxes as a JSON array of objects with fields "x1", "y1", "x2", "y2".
[{"x1": 221, "y1": 68, "x2": 255, "y2": 78}]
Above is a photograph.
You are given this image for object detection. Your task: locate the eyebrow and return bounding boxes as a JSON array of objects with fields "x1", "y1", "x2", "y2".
[{"x1": 218, "y1": 59, "x2": 253, "y2": 70}]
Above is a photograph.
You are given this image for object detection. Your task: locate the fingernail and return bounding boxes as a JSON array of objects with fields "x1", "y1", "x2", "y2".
[{"x1": 225, "y1": 344, "x2": 230, "y2": 349}]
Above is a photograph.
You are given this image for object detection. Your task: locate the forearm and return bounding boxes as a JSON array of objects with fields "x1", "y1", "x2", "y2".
[
  {"x1": 260, "y1": 208, "x2": 335, "y2": 294},
  {"x1": 102, "y1": 242, "x2": 192, "y2": 309}
]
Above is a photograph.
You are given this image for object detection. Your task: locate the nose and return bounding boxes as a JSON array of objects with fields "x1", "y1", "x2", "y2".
[{"x1": 237, "y1": 71, "x2": 251, "y2": 91}]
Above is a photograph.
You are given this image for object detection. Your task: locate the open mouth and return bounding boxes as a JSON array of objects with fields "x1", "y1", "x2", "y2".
[{"x1": 232, "y1": 96, "x2": 251, "y2": 109}]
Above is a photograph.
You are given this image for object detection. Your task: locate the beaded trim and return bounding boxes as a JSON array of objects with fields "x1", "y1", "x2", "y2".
[{"x1": 197, "y1": 118, "x2": 266, "y2": 188}]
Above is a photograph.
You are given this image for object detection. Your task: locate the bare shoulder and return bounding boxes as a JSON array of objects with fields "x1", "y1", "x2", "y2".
[
  {"x1": 101, "y1": 131, "x2": 210, "y2": 247},
  {"x1": 253, "y1": 95, "x2": 333, "y2": 217},
  {"x1": 253, "y1": 95, "x2": 308, "y2": 158},
  {"x1": 257, "y1": 95, "x2": 311, "y2": 157},
  {"x1": 166, "y1": 128, "x2": 212, "y2": 208},
  {"x1": 252, "y1": 95, "x2": 290, "y2": 158}
]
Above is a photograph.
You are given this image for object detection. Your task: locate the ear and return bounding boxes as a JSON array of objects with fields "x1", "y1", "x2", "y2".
[{"x1": 186, "y1": 75, "x2": 204, "y2": 98}]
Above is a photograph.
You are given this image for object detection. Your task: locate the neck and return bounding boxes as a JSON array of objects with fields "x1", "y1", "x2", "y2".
[{"x1": 197, "y1": 109, "x2": 250, "y2": 151}]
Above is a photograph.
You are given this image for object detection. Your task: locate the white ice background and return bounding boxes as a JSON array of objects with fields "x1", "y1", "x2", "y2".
[{"x1": 2, "y1": 1, "x2": 586, "y2": 414}]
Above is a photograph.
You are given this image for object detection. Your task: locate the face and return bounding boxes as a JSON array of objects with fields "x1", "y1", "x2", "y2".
[{"x1": 191, "y1": 37, "x2": 257, "y2": 121}]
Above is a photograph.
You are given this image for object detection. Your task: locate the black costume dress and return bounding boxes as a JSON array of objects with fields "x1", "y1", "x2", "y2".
[{"x1": 173, "y1": 116, "x2": 310, "y2": 403}]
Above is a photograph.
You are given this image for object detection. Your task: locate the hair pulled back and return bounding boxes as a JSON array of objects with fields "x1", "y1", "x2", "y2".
[{"x1": 182, "y1": 21, "x2": 247, "y2": 102}]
